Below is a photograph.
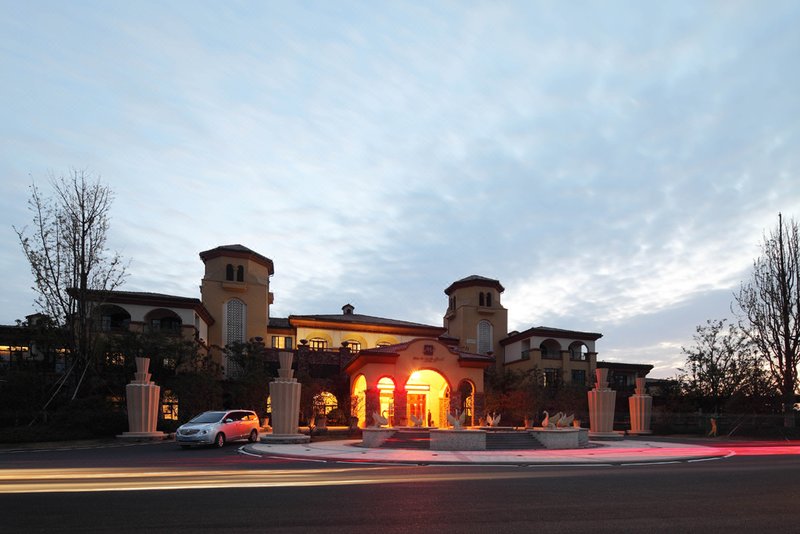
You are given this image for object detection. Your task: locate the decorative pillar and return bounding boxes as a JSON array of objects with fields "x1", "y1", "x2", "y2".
[
  {"x1": 119, "y1": 357, "x2": 166, "y2": 440},
  {"x1": 262, "y1": 351, "x2": 310, "y2": 444},
  {"x1": 393, "y1": 387, "x2": 408, "y2": 427},
  {"x1": 628, "y1": 377, "x2": 653, "y2": 435},
  {"x1": 588, "y1": 368, "x2": 621, "y2": 440},
  {"x1": 365, "y1": 388, "x2": 380, "y2": 426}
]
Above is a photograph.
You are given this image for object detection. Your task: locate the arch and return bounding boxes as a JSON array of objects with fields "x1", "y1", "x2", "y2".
[
  {"x1": 405, "y1": 369, "x2": 451, "y2": 428},
  {"x1": 569, "y1": 341, "x2": 589, "y2": 361},
  {"x1": 375, "y1": 336, "x2": 398, "y2": 348},
  {"x1": 225, "y1": 263, "x2": 234, "y2": 281},
  {"x1": 224, "y1": 298, "x2": 246, "y2": 345},
  {"x1": 486, "y1": 292, "x2": 492, "y2": 307},
  {"x1": 351, "y1": 374, "x2": 367, "y2": 429},
  {"x1": 144, "y1": 308, "x2": 182, "y2": 334},
  {"x1": 540, "y1": 338, "x2": 562, "y2": 360},
  {"x1": 236, "y1": 265, "x2": 244, "y2": 282},
  {"x1": 457, "y1": 379, "x2": 476, "y2": 426},
  {"x1": 479, "y1": 292, "x2": 485, "y2": 306},
  {"x1": 477, "y1": 320, "x2": 493, "y2": 354},
  {"x1": 94, "y1": 304, "x2": 131, "y2": 332}
]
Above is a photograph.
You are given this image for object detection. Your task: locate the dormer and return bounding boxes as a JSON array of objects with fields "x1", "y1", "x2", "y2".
[{"x1": 342, "y1": 303, "x2": 355, "y2": 315}]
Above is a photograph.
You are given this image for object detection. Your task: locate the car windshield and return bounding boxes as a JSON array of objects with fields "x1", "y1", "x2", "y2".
[{"x1": 188, "y1": 411, "x2": 226, "y2": 424}]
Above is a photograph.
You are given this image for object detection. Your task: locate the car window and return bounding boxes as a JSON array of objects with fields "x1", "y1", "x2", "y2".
[{"x1": 190, "y1": 411, "x2": 226, "y2": 423}]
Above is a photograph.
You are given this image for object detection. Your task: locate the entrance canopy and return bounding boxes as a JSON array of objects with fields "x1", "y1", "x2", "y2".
[{"x1": 344, "y1": 338, "x2": 493, "y2": 428}]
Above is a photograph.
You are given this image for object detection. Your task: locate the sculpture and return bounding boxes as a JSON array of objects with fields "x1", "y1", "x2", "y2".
[
  {"x1": 548, "y1": 412, "x2": 564, "y2": 429},
  {"x1": 446, "y1": 408, "x2": 467, "y2": 429},
  {"x1": 485, "y1": 412, "x2": 501, "y2": 427},
  {"x1": 409, "y1": 414, "x2": 424, "y2": 427},
  {"x1": 371, "y1": 410, "x2": 389, "y2": 428},
  {"x1": 557, "y1": 414, "x2": 575, "y2": 428}
]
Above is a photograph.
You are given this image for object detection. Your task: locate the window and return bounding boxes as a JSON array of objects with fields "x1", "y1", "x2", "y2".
[
  {"x1": 313, "y1": 391, "x2": 339, "y2": 416},
  {"x1": 486, "y1": 292, "x2": 492, "y2": 307},
  {"x1": 309, "y1": 338, "x2": 327, "y2": 351},
  {"x1": 540, "y1": 340, "x2": 561, "y2": 360},
  {"x1": 226, "y1": 264, "x2": 234, "y2": 281},
  {"x1": 225, "y1": 299, "x2": 246, "y2": 345},
  {"x1": 236, "y1": 265, "x2": 244, "y2": 282},
  {"x1": 479, "y1": 292, "x2": 485, "y2": 306},
  {"x1": 544, "y1": 368, "x2": 560, "y2": 387},
  {"x1": 271, "y1": 336, "x2": 293, "y2": 349},
  {"x1": 571, "y1": 369, "x2": 586, "y2": 385},
  {"x1": 569, "y1": 342, "x2": 588, "y2": 361},
  {"x1": 477, "y1": 320, "x2": 492, "y2": 354},
  {"x1": 344, "y1": 340, "x2": 361, "y2": 353}
]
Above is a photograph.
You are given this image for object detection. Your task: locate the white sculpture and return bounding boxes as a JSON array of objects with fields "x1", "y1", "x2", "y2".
[
  {"x1": 409, "y1": 414, "x2": 423, "y2": 427},
  {"x1": 542, "y1": 410, "x2": 549, "y2": 428},
  {"x1": 485, "y1": 412, "x2": 501, "y2": 427},
  {"x1": 558, "y1": 414, "x2": 575, "y2": 428},
  {"x1": 446, "y1": 409, "x2": 467, "y2": 429},
  {"x1": 548, "y1": 412, "x2": 564, "y2": 429},
  {"x1": 371, "y1": 410, "x2": 389, "y2": 428}
]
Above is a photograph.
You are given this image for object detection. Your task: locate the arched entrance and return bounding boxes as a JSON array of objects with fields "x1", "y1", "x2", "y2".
[
  {"x1": 377, "y1": 377, "x2": 395, "y2": 426},
  {"x1": 352, "y1": 375, "x2": 367, "y2": 428},
  {"x1": 406, "y1": 370, "x2": 450, "y2": 428},
  {"x1": 458, "y1": 380, "x2": 475, "y2": 426}
]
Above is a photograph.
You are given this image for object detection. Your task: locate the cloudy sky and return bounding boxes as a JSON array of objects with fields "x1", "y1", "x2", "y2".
[{"x1": 1, "y1": 1, "x2": 798, "y2": 377}]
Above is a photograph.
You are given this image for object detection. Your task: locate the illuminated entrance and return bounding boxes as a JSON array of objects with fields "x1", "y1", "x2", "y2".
[
  {"x1": 406, "y1": 369, "x2": 450, "y2": 428},
  {"x1": 343, "y1": 339, "x2": 492, "y2": 429}
]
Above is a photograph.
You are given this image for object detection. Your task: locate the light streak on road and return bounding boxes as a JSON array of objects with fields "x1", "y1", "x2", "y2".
[{"x1": 0, "y1": 466, "x2": 569, "y2": 494}]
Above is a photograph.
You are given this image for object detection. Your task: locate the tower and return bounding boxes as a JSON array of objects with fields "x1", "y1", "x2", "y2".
[
  {"x1": 443, "y1": 275, "x2": 508, "y2": 364},
  {"x1": 199, "y1": 245, "x2": 274, "y2": 370}
]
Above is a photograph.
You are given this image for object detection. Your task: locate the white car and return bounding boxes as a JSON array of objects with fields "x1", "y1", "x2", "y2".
[{"x1": 176, "y1": 410, "x2": 260, "y2": 448}]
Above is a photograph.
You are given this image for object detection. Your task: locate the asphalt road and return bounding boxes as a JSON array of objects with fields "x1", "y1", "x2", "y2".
[{"x1": 1, "y1": 440, "x2": 799, "y2": 533}]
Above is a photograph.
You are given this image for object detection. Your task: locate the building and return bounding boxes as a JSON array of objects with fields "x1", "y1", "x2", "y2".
[{"x1": 5, "y1": 244, "x2": 635, "y2": 427}]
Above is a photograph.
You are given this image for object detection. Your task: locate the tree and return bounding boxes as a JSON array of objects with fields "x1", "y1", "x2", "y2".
[
  {"x1": 14, "y1": 169, "x2": 127, "y2": 401},
  {"x1": 679, "y1": 319, "x2": 772, "y2": 414},
  {"x1": 735, "y1": 214, "x2": 800, "y2": 427}
]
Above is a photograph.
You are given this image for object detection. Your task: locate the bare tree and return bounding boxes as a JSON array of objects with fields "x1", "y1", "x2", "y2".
[
  {"x1": 14, "y1": 169, "x2": 127, "y2": 400},
  {"x1": 679, "y1": 319, "x2": 772, "y2": 414},
  {"x1": 735, "y1": 214, "x2": 800, "y2": 427}
]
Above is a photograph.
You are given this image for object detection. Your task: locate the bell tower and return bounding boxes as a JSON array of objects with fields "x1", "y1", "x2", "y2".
[
  {"x1": 199, "y1": 245, "x2": 274, "y2": 359},
  {"x1": 443, "y1": 275, "x2": 508, "y2": 363}
]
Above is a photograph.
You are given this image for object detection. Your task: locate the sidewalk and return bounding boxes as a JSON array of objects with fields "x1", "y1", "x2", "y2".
[{"x1": 244, "y1": 438, "x2": 734, "y2": 465}]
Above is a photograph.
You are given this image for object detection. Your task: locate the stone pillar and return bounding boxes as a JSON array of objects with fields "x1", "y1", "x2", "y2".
[
  {"x1": 119, "y1": 357, "x2": 166, "y2": 440},
  {"x1": 588, "y1": 368, "x2": 621, "y2": 440},
  {"x1": 262, "y1": 351, "x2": 310, "y2": 444},
  {"x1": 393, "y1": 387, "x2": 408, "y2": 427},
  {"x1": 365, "y1": 388, "x2": 380, "y2": 426},
  {"x1": 628, "y1": 377, "x2": 653, "y2": 435}
]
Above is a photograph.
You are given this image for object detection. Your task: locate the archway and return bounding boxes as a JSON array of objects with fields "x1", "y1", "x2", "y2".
[
  {"x1": 351, "y1": 375, "x2": 367, "y2": 428},
  {"x1": 457, "y1": 380, "x2": 475, "y2": 426},
  {"x1": 376, "y1": 377, "x2": 395, "y2": 426},
  {"x1": 405, "y1": 369, "x2": 450, "y2": 428}
]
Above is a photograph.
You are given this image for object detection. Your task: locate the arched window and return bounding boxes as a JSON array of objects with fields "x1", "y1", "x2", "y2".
[
  {"x1": 477, "y1": 320, "x2": 492, "y2": 354},
  {"x1": 313, "y1": 391, "x2": 339, "y2": 416},
  {"x1": 309, "y1": 337, "x2": 327, "y2": 351},
  {"x1": 479, "y1": 292, "x2": 485, "y2": 306},
  {"x1": 225, "y1": 264, "x2": 234, "y2": 281},
  {"x1": 344, "y1": 340, "x2": 361, "y2": 353},
  {"x1": 236, "y1": 265, "x2": 244, "y2": 282},
  {"x1": 486, "y1": 292, "x2": 492, "y2": 307},
  {"x1": 225, "y1": 299, "x2": 246, "y2": 345}
]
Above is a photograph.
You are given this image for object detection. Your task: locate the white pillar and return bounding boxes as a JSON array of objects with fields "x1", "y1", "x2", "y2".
[
  {"x1": 588, "y1": 368, "x2": 621, "y2": 440},
  {"x1": 119, "y1": 357, "x2": 166, "y2": 440},
  {"x1": 262, "y1": 351, "x2": 310, "y2": 444},
  {"x1": 628, "y1": 377, "x2": 653, "y2": 435}
]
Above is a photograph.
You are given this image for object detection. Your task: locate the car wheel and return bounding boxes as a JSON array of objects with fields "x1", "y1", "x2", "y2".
[
  {"x1": 214, "y1": 433, "x2": 226, "y2": 448},
  {"x1": 248, "y1": 429, "x2": 258, "y2": 442}
]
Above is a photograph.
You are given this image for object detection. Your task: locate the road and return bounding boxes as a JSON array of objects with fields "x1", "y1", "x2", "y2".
[{"x1": 1, "y1": 440, "x2": 799, "y2": 533}]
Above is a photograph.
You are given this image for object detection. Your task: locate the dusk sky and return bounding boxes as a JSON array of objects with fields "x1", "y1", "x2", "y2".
[{"x1": 2, "y1": 1, "x2": 798, "y2": 378}]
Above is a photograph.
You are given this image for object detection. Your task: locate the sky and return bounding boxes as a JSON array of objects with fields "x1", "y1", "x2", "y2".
[{"x1": 1, "y1": 1, "x2": 799, "y2": 378}]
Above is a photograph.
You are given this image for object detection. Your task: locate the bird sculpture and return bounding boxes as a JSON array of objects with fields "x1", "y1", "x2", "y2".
[
  {"x1": 541, "y1": 410, "x2": 549, "y2": 428},
  {"x1": 549, "y1": 412, "x2": 564, "y2": 429},
  {"x1": 409, "y1": 414, "x2": 423, "y2": 427},
  {"x1": 371, "y1": 410, "x2": 389, "y2": 428},
  {"x1": 447, "y1": 409, "x2": 467, "y2": 429},
  {"x1": 558, "y1": 413, "x2": 575, "y2": 428},
  {"x1": 489, "y1": 412, "x2": 501, "y2": 427}
]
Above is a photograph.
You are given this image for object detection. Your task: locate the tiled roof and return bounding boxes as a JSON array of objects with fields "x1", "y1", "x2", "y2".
[
  {"x1": 199, "y1": 244, "x2": 274, "y2": 273},
  {"x1": 444, "y1": 275, "x2": 504, "y2": 295}
]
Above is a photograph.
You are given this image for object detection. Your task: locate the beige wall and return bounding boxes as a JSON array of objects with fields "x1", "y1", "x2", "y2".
[
  {"x1": 444, "y1": 285, "x2": 508, "y2": 359},
  {"x1": 200, "y1": 255, "x2": 271, "y2": 352}
]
